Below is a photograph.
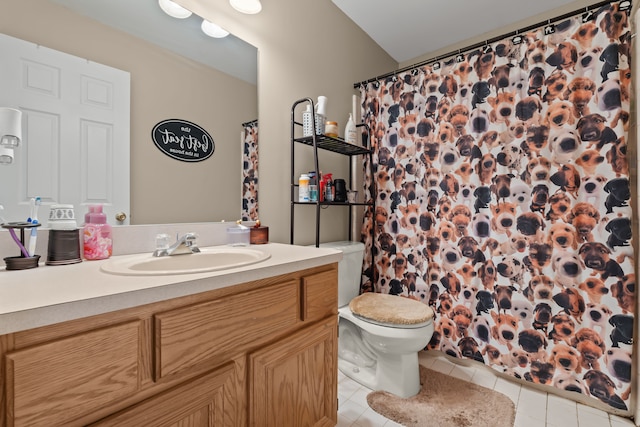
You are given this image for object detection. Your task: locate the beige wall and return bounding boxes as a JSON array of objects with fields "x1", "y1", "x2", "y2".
[{"x1": 1, "y1": 0, "x2": 257, "y2": 224}]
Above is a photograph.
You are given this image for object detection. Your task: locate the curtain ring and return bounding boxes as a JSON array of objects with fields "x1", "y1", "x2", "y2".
[{"x1": 544, "y1": 19, "x2": 555, "y2": 35}]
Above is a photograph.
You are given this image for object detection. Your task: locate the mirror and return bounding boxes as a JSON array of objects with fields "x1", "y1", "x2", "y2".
[{"x1": 0, "y1": 0, "x2": 258, "y2": 225}]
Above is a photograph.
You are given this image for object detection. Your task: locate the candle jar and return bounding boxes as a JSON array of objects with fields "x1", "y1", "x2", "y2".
[{"x1": 325, "y1": 121, "x2": 339, "y2": 138}]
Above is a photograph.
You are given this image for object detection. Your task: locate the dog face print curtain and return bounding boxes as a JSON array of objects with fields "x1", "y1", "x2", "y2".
[
  {"x1": 242, "y1": 120, "x2": 259, "y2": 221},
  {"x1": 358, "y1": 1, "x2": 634, "y2": 412}
]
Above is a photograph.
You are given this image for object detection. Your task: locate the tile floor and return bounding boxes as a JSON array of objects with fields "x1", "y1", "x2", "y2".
[{"x1": 337, "y1": 352, "x2": 637, "y2": 427}]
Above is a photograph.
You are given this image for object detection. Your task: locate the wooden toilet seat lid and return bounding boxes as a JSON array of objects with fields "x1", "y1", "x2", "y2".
[{"x1": 349, "y1": 292, "x2": 434, "y2": 325}]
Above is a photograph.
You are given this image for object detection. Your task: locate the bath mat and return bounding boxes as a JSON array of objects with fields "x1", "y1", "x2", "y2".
[{"x1": 366, "y1": 366, "x2": 515, "y2": 427}]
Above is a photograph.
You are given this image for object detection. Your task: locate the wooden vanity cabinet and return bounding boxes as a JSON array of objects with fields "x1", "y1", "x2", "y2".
[{"x1": 0, "y1": 264, "x2": 338, "y2": 427}]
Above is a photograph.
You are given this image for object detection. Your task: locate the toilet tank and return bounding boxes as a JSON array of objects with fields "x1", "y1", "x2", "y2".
[{"x1": 317, "y1": 241, "x2": 365, "y2": 307}]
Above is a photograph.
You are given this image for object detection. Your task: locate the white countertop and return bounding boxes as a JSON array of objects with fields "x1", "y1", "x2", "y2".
[{"x1": 0, "y1": 243, "x2": 342, "y2": 335}]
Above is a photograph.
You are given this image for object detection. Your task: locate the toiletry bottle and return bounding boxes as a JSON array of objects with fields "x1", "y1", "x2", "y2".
[
  {"x1": 83, "y1": 204, "x2": 113, "y2": 260},
  {"x1": 345, "y1": 113, "x2": 357, "y2": 144},
  {"x1": 319, "y1": 171, "x2": 325, "y2": 202},
  {"x1": 298, "y1": 173, "x2": 310, "y2": 202},
  {"x1": 326, "y1": 180, "x2": 334, "y2": 201},
  {"x1": 316, "y1": 96, "x2": 327, "y2": 117},
  {"x1": 324, "y1": 173, "x2": 334, "y2": 202},
  {"x1": 308, "y1": 171, "x2": 318, "y2": 202}
]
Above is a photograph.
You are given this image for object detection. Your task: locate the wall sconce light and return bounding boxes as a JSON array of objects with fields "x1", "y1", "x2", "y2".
[
  {"x1": 230, "y1": 0, "x2": 262, "y2": 14},
  {"x1": 0, "y1": 147, "x2": 13, "y2": 165},
  {"x1": 0, "y1": 108, "x2": 22, "y2": 148},
  {"x1": 158, "y1": 0, "x2": 193, "y2": 19},
  {"x1": 201, "y1": 20, "x2": 230, "y2": 38},
  {"x1": 0, "y1": 108, "x2": 22, "y2": 165},
  {"x1": 0, "y1": 107, "x2": 21, "y2": 165}
]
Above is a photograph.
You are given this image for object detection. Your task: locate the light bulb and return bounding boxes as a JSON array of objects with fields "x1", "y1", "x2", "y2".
[
  {"x1": 158, "y1": 0, "x2": 192, "y2": 19},
  {"x1": 201, "y1": 20, "x2": 230, "y2": 38},
  {"x1": 230, "y1": 0, "x2": 262, "y2": 15}
]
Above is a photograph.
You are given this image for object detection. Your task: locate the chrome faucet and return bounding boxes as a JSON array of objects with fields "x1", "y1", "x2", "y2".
[{"x1": 153, "y1": 232, "x2": 201, "y2": 257}]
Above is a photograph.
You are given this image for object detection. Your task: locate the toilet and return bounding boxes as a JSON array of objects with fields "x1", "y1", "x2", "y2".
[{"x1": 320, "y1": 241, "x2": 435, "y2": 398}]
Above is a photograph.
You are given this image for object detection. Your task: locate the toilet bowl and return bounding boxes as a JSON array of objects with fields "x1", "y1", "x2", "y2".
[{"x1": 318, "y1": 241, "x2": 434, "y2": 398}]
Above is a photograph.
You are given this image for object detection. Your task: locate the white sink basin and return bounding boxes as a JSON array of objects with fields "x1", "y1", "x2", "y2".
[{"x1": 100, "y1": 246, "x2": 271, "y2": 276}]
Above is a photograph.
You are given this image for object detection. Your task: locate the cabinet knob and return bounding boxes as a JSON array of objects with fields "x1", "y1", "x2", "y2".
[{"x1": 115, "y1": 212, "x2": 127, "y2": 222}]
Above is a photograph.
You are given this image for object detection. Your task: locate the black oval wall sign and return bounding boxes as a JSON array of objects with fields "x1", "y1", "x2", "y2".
[{"x1": 152, "y1": 119, "x2": 214, "y2": 162}]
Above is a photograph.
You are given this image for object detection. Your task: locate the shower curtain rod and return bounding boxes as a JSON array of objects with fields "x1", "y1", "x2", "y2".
[{"x1": 353, "y1": 0, "x2": 623, "y2": 88}]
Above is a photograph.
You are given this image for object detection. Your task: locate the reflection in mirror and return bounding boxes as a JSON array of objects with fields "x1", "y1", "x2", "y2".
[
  {"x1": 242, "y1": 120, "x2": 259, "y2": 221},
  {"x1": 52, "y1": 0, "x2": 257, "y2": 86},
  {"x1": 0, "y1": 0, "x2": 258, "y2": 225}
]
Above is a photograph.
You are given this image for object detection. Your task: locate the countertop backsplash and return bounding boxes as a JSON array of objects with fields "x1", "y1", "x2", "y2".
[{"x1": 0, "y1": 222, "x2": 239, "y2": 267}]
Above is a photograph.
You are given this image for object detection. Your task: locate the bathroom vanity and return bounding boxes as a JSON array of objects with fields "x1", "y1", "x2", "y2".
[{"x1": 0, "y1": 243, "x2": 340, "y2": 427}]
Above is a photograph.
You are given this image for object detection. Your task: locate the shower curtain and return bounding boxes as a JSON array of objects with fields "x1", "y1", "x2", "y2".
[
  {"x1": 242, "y1": 120, "x2": 259, "y2": 221},
  {"x1": 358, "y1": 1, "x2": 634, "y2": 412}
]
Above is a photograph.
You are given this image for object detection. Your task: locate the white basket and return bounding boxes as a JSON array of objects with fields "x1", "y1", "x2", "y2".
[{"x1": 302, "y1": 112, "x2": 325, "y2": 137}]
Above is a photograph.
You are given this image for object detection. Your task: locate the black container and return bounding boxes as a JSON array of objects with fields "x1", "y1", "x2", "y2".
[
  {"x1": 4, "y1": 255, "x2": 40, "y2": 270},
  {"x1": 334, "y1": 179, "x2": 347, "y2": 202},
  {"x1": 46, "y1": 229, "x2": 82, "y2": 265}
]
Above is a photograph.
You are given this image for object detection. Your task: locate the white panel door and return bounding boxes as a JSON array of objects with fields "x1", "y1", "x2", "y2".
[{"x1": 0, "y1": 33, "x2": 130, "y2": 225}]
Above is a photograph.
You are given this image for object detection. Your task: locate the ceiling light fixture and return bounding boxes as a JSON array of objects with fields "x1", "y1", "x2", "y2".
[
  {"x1": 201, "y1": 20, "x2": 230, "y2": 38},
  {"x1": 158, "y1": 0, "x2": 192, "y2": 19},
  {"x1": 229, "y1": 0, "x2": 262, "y2": 15}
]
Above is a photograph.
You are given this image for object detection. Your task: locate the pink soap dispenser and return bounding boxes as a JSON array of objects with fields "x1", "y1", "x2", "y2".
[{"x1": 83, "y1": 204, "x2": 113, "y2": 260}]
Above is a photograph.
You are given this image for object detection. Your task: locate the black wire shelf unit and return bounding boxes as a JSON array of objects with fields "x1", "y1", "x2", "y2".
[{"x1": 290, "y1": 97, "x2": 375, "y2": 248}]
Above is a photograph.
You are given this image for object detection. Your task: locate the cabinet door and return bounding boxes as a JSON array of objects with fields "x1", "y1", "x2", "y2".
[
  {"x1": 249, "y1": 317, "x2": 337, "y2": 427},
  {"x1": 91, "y1": 363, "x2": 238, "y2": 427},
  {"x1": 6, "y1": 321, "x2": 141, "y2": 427}
]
